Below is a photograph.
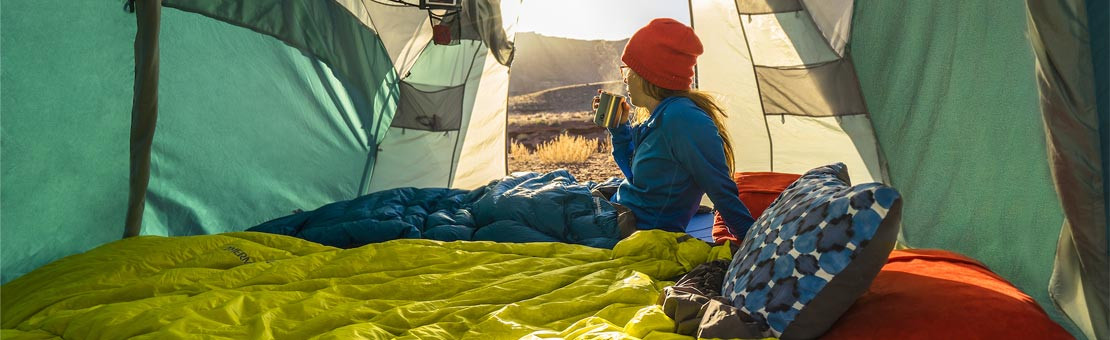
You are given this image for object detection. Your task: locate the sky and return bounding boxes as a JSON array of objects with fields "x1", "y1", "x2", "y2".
[{"x1": 514, "y1": 0, "x2": 691, "y2": 41}]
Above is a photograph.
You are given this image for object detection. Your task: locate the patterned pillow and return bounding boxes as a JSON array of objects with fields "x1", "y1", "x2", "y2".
[{"x1": 721, "y1": 163, "x2": 902, "y2": 339}]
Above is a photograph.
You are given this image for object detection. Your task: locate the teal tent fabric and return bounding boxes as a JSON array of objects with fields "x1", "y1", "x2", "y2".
[
  {"x1": 852, "y1": 1, "x2": 1079, "y2": 335},
  {"x1": 0, "y1": 1, "x2": 135, "y2": 283},
  {"x1": 142, "y1": 9, "x2": 397, "y2": 236},
  {"x1": 1089, "y1": 0, "x2": 1109, "y2": 258},
  {"x1": 162, "y1": 0, "x2": 401, "y2": 147}
]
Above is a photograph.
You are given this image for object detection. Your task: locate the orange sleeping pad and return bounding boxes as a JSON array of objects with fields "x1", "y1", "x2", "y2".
[
  {"x1": 712, "y1": 172, "x2": 801, "y2": 244},
  {"x1": 822, "y1": 249, "x2": 1072, "y2": 339}
]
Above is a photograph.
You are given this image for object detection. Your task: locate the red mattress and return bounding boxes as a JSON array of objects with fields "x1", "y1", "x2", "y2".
[
  {"x1": 822, "y1": 249, "x2": 1073, "y2": 339},
  {"x1": 712, "y1": 172, "x2": 801, "y2": 244}
]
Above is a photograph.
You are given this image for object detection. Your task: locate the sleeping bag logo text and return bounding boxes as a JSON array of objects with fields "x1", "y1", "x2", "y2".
[{"x1": 224, "y1": 246, "x2": 254, "y2": 264}]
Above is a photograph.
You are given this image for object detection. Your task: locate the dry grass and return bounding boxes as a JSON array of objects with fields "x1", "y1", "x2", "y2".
[
  {"x1": 529, "y1": 133, "x2": 600, "y2": 164},
  {"x1": 599, "y1": 138, "x2": 612, "y2": 154},
  {"x1": 509, "y1": 140, "x2": 532, "y2": 161}
]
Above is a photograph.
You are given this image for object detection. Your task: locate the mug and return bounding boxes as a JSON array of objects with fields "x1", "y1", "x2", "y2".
[{"x1": 594, "y1": 91, "x2": 627, "y2": 128}]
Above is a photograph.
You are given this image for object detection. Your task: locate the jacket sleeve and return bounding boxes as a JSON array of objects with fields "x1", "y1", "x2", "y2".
[
  {"x1": 665, "y1": 110, "x2": 755, "y2": 238},
  {"x1": 608, "y1": 123, "x2": 635, "y2": 181}
]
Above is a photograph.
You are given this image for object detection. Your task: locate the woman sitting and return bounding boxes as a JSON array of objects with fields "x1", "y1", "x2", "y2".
[{"x1": 594, "y1": 18, "x2": 755, "y2": 240}]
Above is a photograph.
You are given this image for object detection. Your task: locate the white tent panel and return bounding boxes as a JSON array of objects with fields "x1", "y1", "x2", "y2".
[
  {"x1": 367, "y1": 129, "x2": 457, "y2": 191},
  {"x1": 742, "y1": 11, "x2": 839, "y2": 67},
  {"x1": 801, "y1": 0, "x2": 853, "y2": 57},
  {"x1": 1052, "y1": 229, "x2": 1099, "y2": 340},
  {"x1": 368, "y1": 39, "x2": 505, "y2": 192},
  {"x1": 404, "y1": 40, "x2": 484, "y2": 87},
  {"x1": 691, "y1": 0, "x2": 772, "y2": 173},
  {"x1": 394, "y1": 25, "x2": 435, "y2": 77},
  {"x1": 452, "y1": 48, "x2": 509, "y2": 189},
  {"x1": 337, "y1": 0, "x2": 432, "y2": 73},
  {"x1": 766, "y1": 114, "x2": 884, "y2": 184}
]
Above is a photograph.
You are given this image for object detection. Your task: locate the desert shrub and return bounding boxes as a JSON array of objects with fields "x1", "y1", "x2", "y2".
[
  {"x1": 509, "y1": 140, "x2": 532, "y2": 160},
  {"x1": 533, "y1": 133, "x2": 599, "y2": 164}
]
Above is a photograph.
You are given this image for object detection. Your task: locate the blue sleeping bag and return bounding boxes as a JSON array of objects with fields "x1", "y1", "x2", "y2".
[{"x1": 248, "y1": 170, "x2": 624, "y2": 248}]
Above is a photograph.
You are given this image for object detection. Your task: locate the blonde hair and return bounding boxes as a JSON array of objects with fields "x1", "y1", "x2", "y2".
[{"x1": 632, "y1": 75, "x2": 735, "y2": 173}]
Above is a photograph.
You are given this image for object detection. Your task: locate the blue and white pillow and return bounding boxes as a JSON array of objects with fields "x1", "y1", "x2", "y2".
[{"x1": 721, "y1": 163, "x2": 902, "y2": 339}]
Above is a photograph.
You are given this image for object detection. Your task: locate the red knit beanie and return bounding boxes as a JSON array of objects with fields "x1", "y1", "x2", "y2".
[{"x1": 621, "y1": 18, "x2": 703, "y2": 90}]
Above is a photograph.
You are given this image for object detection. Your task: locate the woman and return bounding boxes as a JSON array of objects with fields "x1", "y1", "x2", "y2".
[{"x1": 593, "y1": 18, "x2": 755, "y2": 240}]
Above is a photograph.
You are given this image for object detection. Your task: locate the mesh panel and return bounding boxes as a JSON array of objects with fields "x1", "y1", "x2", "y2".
[
  {"x1": 735, "y1": 0, "x2": 802, "y2": 14},
  {"x1": 392, "y1": 82, "x2": 465, "y2": 131},
  {"x1": 755, "y1": 58, "x2": 866, "y2": 116}
]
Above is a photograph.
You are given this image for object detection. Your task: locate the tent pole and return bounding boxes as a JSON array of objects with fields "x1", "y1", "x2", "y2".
[
  {"x1": 687, "y1": 0, "x2": 698, "y2": 89},
  {"x1": 123, "y1": 0, "x2": 163, "y2": 238}
]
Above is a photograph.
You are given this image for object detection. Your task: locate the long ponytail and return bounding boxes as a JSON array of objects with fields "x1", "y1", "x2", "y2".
[{"x1": 634, "y1": 77, "x2": 736, "y2": 174}]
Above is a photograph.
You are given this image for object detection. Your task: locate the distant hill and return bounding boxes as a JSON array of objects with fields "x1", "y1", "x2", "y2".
[
  {"x1": 509, "y1": 81, "x2": 624, "y2": 114},
  {"x1": 509, "y1": 32, "x2": 628, "y2": 96}
]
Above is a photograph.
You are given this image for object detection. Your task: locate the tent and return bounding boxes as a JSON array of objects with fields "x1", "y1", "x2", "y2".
[
  {"x1": 2, "y1": 0, "x2": 1106, "y2": 338},
  {"x1": 691, "y1": 1, "x2": 1107, "y2": 338},
  {"x1": 3, "y1": 0, "x2": 516, "y2": 279}
]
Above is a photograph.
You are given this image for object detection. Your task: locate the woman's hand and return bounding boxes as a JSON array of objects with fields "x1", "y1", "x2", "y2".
[{"x1": 592, "y1": 89, "x2": 632, "y2": 124}]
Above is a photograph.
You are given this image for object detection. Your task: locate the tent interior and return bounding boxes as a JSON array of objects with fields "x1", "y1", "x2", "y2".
[{"x1": 1, "y1": 0, "x2": 1106, "y2": 339}]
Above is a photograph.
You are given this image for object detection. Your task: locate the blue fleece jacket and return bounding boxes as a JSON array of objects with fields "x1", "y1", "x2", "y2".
[{"x1": 608, "y1": 96, "x2": 755, "y2": 238}]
